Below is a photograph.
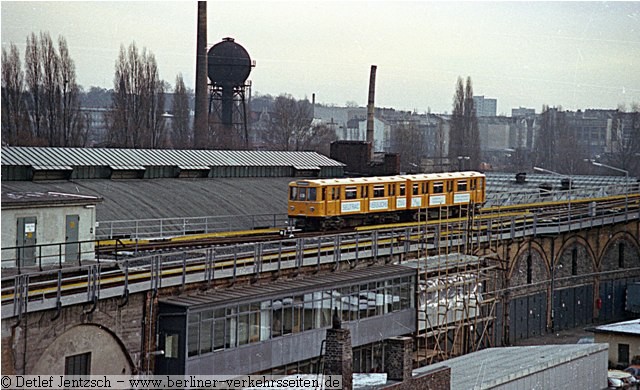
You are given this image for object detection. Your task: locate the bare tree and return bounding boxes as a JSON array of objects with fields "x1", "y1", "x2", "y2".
[
  {"x1": 57, "y1": 36, "x2": 88, "y2": 147},
  {"x1": 106, "y1": 42, "x2": 166, "y2": 148},
  {"x1": 449, "y1": 76, "x2": 480, "y2": 170},
  {"x1": 2, "y1": 43, "x2": 29, "y2": 145},
  {"x1": 170, "y1": 74, "x2": 191, "y2": 149},
  {"x1": 264, "y1": 94, "x2": 313, "y2": 151},
  {"x1": 609, "y1": 105, "x2": 640, "y2": 176},
  {"x1": 391, "y1": 121, "x2": 427, "y2": 173},
  {"x1": 306, "y1": 123, "x2": 337, "y2": 156},
  {"x1": 6, "y1": 32, "x2": 86, "y2": 146},
  {"x1": 24, "y1": 32, "x2": 44, "y2": 141}
]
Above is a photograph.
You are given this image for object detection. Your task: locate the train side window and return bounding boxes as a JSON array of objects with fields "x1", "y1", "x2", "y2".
[
  {"x1": 412, "y1": 184, "x2": 419, "y2": 195},
  {"x1": 345, "y1": 186, "x2": 357, "y2": 200},
  {"x1": 433, "y1": 182, "x2": 443, "y2": 194},
  {"x1": 322, "y1": 188, "x2": 326, "y2": 201},
  {"x1": 471, "y1": 179, "x2": 476, "y2": 190},
  {"x1": 457, "y1": 180, "x2": 467, "y2": 191},
  {"x1": 447, "y1": 181, "x2": 453, "y2": 192},
  {"x1": 361, "y1": 186, "x2": 369, "y2": 198},
  {"x1": 399, "y1": 184, "x2": 406, "y2": 196},
  {"x1": 373, "y1": 185, "x2": 385, "y2": 198},
  {"x1": 290, "y1": 187, "x2": 298, "y2": 201},
  {"x1": 309, "y1": 188, "x2": 316, "y2": 201},
  {"x1": 422, "y1": 182, "x2": 428, "y2": 194},
  {"x1": 389, "y1": 184, "x2": 395, "y2": 196}
]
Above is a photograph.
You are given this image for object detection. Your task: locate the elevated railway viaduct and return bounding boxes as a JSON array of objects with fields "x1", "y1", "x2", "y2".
[{"x1": 2, "y1": 200, "x2": 638, "y2": 375}]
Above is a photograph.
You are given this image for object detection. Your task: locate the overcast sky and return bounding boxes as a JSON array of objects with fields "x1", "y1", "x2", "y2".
[{"x1": 2, "y1": 1, "x2": 639, "y2": 115}]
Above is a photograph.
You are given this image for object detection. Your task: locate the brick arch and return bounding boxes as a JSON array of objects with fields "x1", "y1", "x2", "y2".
[
  {"x1": 23, "y1": 294, "x2": 145, "y2": 375},
  {"x1": 508, "y1": 240, "x2": 550, "y2": 287},
  {"x1": 599, "y1": 230, "x2": 640, "y2": 272},
  {"x1": 554, "y1": 234, "x2": 598, "y2": 281},
  {"x1": 30, "y1": 323, "x2": 134, "y2": 375}
]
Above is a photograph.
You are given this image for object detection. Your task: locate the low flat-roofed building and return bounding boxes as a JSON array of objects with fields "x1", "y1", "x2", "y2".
[
  {"x1": 1, "y1": 191, "x2": 102, "y2": 269},
  {"x1": 590, "y1": 318, "x2": 640, "y2": 368},
  {"x1": 415, "y1": 343, "x2": 608, "y2": 389}
]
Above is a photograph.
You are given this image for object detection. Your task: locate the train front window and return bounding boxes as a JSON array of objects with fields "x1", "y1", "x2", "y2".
[
  {"x1": 290, "y1": 187, "x2": 298, "y2": 201},
  {"x1": 309, "y1": 188, "x2": 316, "y2": 201},
  {"x1": 299, "y1": 188, "x2": 307, "y2": 201}
]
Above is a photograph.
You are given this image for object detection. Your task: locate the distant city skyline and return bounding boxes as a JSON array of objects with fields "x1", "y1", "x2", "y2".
[{"x1": 2, "y1": 1, "x2": 639, "y2": 115}]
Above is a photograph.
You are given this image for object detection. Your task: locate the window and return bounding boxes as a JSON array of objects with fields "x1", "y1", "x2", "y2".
[
  {"x1": 433, "y1": 182, "x2": 444, "y2": 194},
  {"x1": 361, "y1": 186, "x2": 369, "y2": 198},
  {"x1": 619, "y1": 243, "x2": 625, "y2": 268},
  {"x1": 571, "y1": 248, "x2": 578, "y2": 276},
  {"x1": 200, "y1": 311, "x2": 213, "y2": 354},
  {"x1": 299, "y1": 188, "x2": 307, "y2": 201},
  {"x1": 345, "y1": 186, "x2": 357, "y2": 200},
  {"x1": 619, "y1": 344, "x2": 630, "y2": 365},
  {"x1": 412, "y1": 184, "x2": 419, "y2": 195},
  {"x1": 289, "y1": 187, "x2": 298, "y2": 201},
  {"x1": 373, "y1": 185, "x2": 385, "y2": 198},
  {"x1": 389, "y1": 184, "x2": 395, "y2": 196},
  {"x1": 164, "y1": 334, "x2": 179, "y2": 358},
  {"x1": 457, "y1": 180, "x2": 467, "y2": 191},
  {"x1": 308, "y1": 188, "x2": 316, "y2": 201},
  {"x1": 213, "y1": 309, "x2": 225, "y2": 350},
  {"x1": 187, "y1": 313, "x2": 200, "y2": 357},
  {"x1": 65, "y1": 352, "x2": 91, "y2": 375},
  {"x1": 422, "y1": 182, "x2": 428, "y2": 194},
  {"x1": 526, "y1": 255, "x2": 532, "y2": 284},
  {"x1": 399, "y1": 184, "x2": 406, "y2": 196}
]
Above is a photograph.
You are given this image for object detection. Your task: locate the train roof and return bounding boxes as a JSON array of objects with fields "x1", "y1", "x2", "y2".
[{"x1": 290, "y1": 171, "x2": 485, "y2": 186}]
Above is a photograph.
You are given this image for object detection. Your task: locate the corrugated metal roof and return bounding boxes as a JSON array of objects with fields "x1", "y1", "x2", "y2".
[
  {"x1": 1, "y1": 147, "x2": 345, "y2": 169},
  {"x1": 159, "y1": 264, "x2": 415, "y2": 310}
]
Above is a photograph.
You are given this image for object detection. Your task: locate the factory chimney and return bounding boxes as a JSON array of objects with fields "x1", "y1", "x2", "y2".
[
  {"x1": 366, "y1": 65, "x2": 377, "y2": 159},
  {"x1": 193, "y1": 1, "x2": 208, "y2": 148}
]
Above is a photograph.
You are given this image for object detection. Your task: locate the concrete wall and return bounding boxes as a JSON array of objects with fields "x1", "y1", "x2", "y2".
[{"x1": 1, "y1": 204, "x2": 96, "y2": 267}]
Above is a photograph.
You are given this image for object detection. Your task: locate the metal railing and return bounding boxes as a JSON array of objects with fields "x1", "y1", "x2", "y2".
[
  {"x1": 96, "y1": 213, "x2": 288, "y2": 240},
  {"x1": 2, "y1": 194, "x2": 638, "y2": 319}
]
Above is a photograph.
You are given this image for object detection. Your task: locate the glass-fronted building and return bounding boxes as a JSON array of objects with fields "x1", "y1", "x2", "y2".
[{"x1": 155, "y1": 264, "x2": 416, "y2": 375}]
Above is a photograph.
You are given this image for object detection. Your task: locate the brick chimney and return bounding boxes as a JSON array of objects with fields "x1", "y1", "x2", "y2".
[{"x1": 324, "y1": 328, "x2": 353, "y2": 390}]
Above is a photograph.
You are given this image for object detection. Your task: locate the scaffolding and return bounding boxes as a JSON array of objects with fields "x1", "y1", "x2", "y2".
[{"x1": 411, "y1": 203, "x2": 501, "y2": 366}]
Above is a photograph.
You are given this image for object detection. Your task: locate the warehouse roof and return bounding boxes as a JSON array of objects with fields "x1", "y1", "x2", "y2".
[
  {"x1": 415, "y1": 343, "x2": 608, "y2": 389},
  {"x1": 1, "y1": 146, "x2": 345, "y2": 181},
  {"x1": 1, "y1": 146, "x2": 344, "y2": 169}
]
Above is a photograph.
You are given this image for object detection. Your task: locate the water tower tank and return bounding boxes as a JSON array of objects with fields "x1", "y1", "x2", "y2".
[{"x1": 207, "y1": 37, "x2": 252, "y2": 87}]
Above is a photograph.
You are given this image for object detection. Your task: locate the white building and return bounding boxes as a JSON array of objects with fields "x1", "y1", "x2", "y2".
[{"x1": 1, "y1": 191, "x2": 102, "y2": 269}]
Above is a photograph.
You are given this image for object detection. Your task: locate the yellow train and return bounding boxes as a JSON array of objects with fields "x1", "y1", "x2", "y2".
[{"x1": 287, "y1": 171, "x2": 486, "y2": 230}]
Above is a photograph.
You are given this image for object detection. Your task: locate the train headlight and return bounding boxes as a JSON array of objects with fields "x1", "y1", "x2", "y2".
[
  {"x1": 290, "y1": 206, "x2": 295, "y2": 211},
  {"x1": 310, "y1": 207, "x2": 315, "y2": 212}
]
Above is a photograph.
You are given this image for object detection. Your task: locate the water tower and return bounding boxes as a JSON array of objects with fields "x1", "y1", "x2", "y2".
[{"x1": 207, "y1": 37, "x2": 254, "y2": 148}]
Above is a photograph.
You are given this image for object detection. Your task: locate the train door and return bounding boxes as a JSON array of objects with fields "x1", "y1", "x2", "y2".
[
  {"x1": 66, "y1": 214, "x2": 80, "y2": 262},
  {"x1": 16, "y1": 217, "x2": 37, "y2": 267},
  {"x1": 326, "y1": 186, "x2": 340, "y2": 216}
]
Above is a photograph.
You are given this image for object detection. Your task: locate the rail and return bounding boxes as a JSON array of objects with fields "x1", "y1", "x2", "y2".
[
  {"x1": 94, "y1": 184, "x2": 635, "y2": 240},
  {"x1": 2, "y1": 194, "x2": 638, "y2": 319}
]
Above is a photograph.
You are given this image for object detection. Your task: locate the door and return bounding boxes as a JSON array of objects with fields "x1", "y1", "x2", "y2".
[
  {"x1": 16, "y1": 217, "x2": 37, "y2": 267},
  {"x1": 66, "y1": 214, "x2": 80, "y2": 262}
]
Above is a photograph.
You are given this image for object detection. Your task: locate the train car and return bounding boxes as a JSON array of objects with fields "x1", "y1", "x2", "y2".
[{"x1": 287, "y1": 171, "x2": 486, "y2": 230}]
